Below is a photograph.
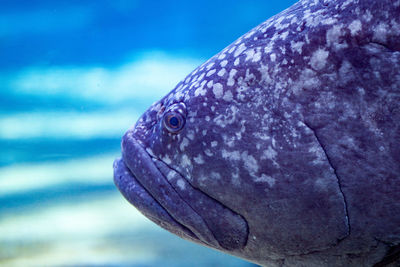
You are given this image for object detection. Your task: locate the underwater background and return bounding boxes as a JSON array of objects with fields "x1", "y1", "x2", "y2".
[{"x1": 1, "y1": 1, "x2": 296, "y2": 266}]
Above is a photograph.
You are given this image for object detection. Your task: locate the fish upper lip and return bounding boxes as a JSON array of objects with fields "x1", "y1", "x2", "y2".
[
  {"x1": 119, "y1": 131, "x2": 221, "y2": 248},
  {"x1": 116, "y1": 131, "x2": 249, "y2": 251}
]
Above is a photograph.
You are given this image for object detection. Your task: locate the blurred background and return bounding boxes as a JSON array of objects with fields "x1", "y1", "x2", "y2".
[{"x1": 0, "y1": 0, "x2": 296, "y2": 266}]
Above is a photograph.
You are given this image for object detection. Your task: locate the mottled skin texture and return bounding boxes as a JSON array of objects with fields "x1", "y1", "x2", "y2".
[{"x1": 113, "y1": 0, "x2": 400, "y2": 266}]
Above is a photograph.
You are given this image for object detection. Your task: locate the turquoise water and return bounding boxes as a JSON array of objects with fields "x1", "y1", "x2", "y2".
[{"x1": 0, "y1": 1, "x2": 296, "y2": 266}]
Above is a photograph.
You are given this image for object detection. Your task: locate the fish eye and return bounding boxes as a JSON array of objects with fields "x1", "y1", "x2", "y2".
[{"x1": 163, "y1": 111, "x2": 185, "y2": 133}]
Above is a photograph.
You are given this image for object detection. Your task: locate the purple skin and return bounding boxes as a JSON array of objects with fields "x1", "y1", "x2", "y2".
[{"x1": 113, "y1": 0, "x2": 400, "y2": 266}]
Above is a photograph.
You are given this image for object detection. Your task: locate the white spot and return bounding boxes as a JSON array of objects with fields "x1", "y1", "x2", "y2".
[
  {"x1": 291, "y1": 41, "x2": 304, "y2": 54},
  {"x1": 218, "y1": 68, "x2": 226, "y2": 77},
  {"x1": 213, "y1": 83, "x2": 224, "y2": 98},
  {"x1": 321, "y1": 17, "x2": 337, "y2": 25},
  {"x1": 242, "y1": 151, "x2": 259, "y2": 173},
  {"x1": 207, "y1": 80, "x2": 214, "y2": 88},
  {"x1": 348, "y1": 20, "x2": 362, "y2": 36},
  {"x1": 244, "y1": 30, "x2": 255, "y2": 39},
  {"x1": 162, "y1": 155, "x2": 172, "y2": 165},
  {"x1": 291, "y1": 68, "x2": 320, "y2": 95},
  {"x1": 264, "y1": 43, "x2": 273, "y2": 54},
  {"x1": 263, "y1": 146, "x2": 277, "y2": 160},
  {"x1": 192, "y1": 75, "x2": 199, "y2": 82},
  {"x1": 167, "y1": 171, "x2": 175, "y2": 181},
  {"x1": 310, "y1": 49, "x2": 329, "y2": 70},
  {"x1": 180, "y1": 137, "x2": 189, "y2": 151},
  {"x1": 234, "y1": 43, "x2": 247, "y2": 57},
  {"x1": 357, "y1": 87, "x2": 365, "y2": 96},
  {"x1": 194, "y1": 85, "x2": 206, "y2": 97},
  {"x1": 220, "y1": 60, "x2": 228, "y2": 67},
  {"x1": 231, "y1": 171, "x2": 240, "y2": 187},
  {"x1": 245, "y1": 48, "x2": 262, "y2": 62},
  {"x1": 363, "y1": 9, "x2": 373, "y2": 22},
  {"x1": 211, "y1": 172, "x2": 221, "y2": 180},
  {"x1": 244, "y1": 49, "x2": 255, "y2": 61},
  {"x1": 181, "y1": 154, "x2": 191, "y2": 167},
  {"x1": 308, "y1": 145, "x2": 326, "y2": 165},
  {"x1": 270, "y1": 53, "x2": 276, "y2": 62},
  {"x1": 198, "y1": 72, "x2": 206, "y2": 81},
  {"x1": 206, "y1": 69, "x2": 216, "y2": 77},
  {"x1": 146, "y1": 147, "x2": 155, "y2": 157},
  {"x1": 206, "y1": 62, "x2": 215, "y2": 70},
  {"x1": 214, "y1": 105, "x2": 238, "y2": 128},
  {"x1": 194, "y1": 154, "x2": 204, "y2": 164},
  {"x1": 280, "y1": 31, "x2": 289, "y2": 40},
  {"x1": 211, "y1": 141, "x2": 218, "y2": 147},
  {"x1": 253, "y1": 51, "x2": 262, "y2": 62},
  {"x1": 373, "y1": 23, "x2": 389, "y2": 43},
  {"x1": 339, "y1": 60, "x2": 355, "y2": 84},
  {"x1": 228, "y1": 45, "x2": 236, "y2": 54},
  {"x1": 227, "y1": 69, "x2": 237, "y2": 86},
  {"x1": 326, "y1": 24, "x2": 342, "y2": 46},
  {"x1": 223, "y1": 90, "x2": 233, "y2": 102},
  {"x1": 177, "y1": 179, "x2": 186, "y2": 190},
  {"x1": 218, "y1": 53, "x2": 226, "y2": 60},
  {"x1": 234, "y1": 57, "x2": 240, "y2": 66},
  {"x1": 222, "y1": 149, "x2": 241, "y2": 161},
  {"x1": 187, "y1": 132, "x2": 195, "y2": 140},
  {"x1": 255, "y1": 174, "x2": 276, "y2": 187},
  {"x1": 204, "y1": 149, "x2": 213, "y2": 157},
  {"x1": 341, "y1": 0, "x2": 353, "y2": 10}
]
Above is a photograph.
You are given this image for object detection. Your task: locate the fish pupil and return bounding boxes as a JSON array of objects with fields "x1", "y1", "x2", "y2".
[{"x1": 169, "y1": 116, "x2": 179, "y2": 127}]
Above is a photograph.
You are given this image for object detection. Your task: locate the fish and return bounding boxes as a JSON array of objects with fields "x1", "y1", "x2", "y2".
[{"x1": 113, "y1": 0, "x2": 400, "y2": 266}]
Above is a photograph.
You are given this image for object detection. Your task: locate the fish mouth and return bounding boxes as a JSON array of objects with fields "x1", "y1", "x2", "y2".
[
  {"x1": 113, "y1": 131, "x2": 248, "y2": 251},
  {"x1": 113, "y1": 158, "x2": 201, "y2": 244}
]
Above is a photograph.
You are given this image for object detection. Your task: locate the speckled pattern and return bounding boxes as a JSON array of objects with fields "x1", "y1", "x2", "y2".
[{"x1": 113, "y1": 0, "x2": 400, "y2": 266}]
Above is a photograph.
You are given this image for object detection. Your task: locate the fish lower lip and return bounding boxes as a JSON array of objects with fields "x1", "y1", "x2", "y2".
[
  {"x1": 113, "y1": 158, "x2": 201, "y2": 244},
  {"x1": 119, "y1": 133, "x2": 219, "y2": 248},
  {"x1": 118, "y1": 132, "x2": 248, "y2": 251}
]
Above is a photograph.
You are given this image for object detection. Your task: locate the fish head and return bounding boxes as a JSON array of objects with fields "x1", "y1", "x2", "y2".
[
  {"x1": 113, "y1": 73, "x2": 253, "y2": 253},
  {"x1": 113, "y1": 46, "x2": 350, "y2": 262}
]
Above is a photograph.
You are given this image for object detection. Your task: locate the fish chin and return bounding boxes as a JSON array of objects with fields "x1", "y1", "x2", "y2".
[{"x1": 115, "y1": 130, "x2": 249, "y2": 251}]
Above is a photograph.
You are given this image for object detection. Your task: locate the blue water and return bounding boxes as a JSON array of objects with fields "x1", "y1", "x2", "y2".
[{"x1": 0, "y1": 1, "x2": 296, "y2": 266}]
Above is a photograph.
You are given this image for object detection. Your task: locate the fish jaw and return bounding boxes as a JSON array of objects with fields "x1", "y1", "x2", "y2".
[
  {"x1": 113, "y1": 130, "x2": 248, "y2": 251},
  {"x1": 113, "y1": 157, "x2": 202, "y2": 244}
]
